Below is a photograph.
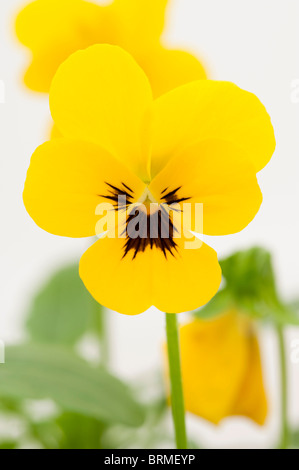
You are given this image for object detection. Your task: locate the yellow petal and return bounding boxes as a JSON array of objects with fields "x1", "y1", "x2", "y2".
[
  {"x1": 152, "y1": 234, "x2": 221, "y2": 313},
  {"x1": 16, "y1": 0, "x2": 116, "y2": 93},
  {"x1": 79, "y1": 235, "x2": 154, "y2": 315},
  {"x1": 232, "y1": 333, "x2": 268, "y2": 425},
  {"x1": 179, "y1": 313, "x2": 249, "y2": 424},
  {"x1": 138, "y1": 47, "x2": 207, "y2": 99},
  {"x1": 50, "y1": 122, "x2": 62, "y2": 140},
  {"x1": 152, "y1": 80, "x2": 276, "y2": 176},
  {"x1": 50, "y1": 45, "x2": 153, "y2": 181},
  {"x1": 111, "y1": 0, "x2": 168, "y2": 52},
  {"x1": 79, "y1": 232, "x2": 221, "y2": 315},
  {"x1": 149, "y1": 139, "x2": 262, "y2": 236},
  {"x1": 23, "y1": 138, "x2": 145, "y2": 238}
]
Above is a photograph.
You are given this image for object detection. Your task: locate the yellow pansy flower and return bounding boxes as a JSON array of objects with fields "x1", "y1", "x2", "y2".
[
  {"x1": 179, "y1": 312, "x2": 268, "y2": 425},
  {"x1": 23, "y1": 45, "x2": 275, "y2": 315},
  {"x1": 15, "y1": 0, "x2": 206, "y2": 97}
]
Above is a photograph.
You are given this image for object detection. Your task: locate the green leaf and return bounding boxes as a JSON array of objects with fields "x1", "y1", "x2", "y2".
[
  {"x1": 194, "y1": 289, "x2": 234, "y2": 319},
  {"x1": 26, "y1": 263, "x2": 102, "y2": 346},
  {"x1": 220, "y1": 247, "x2": 278, "y2": 302},
  {"x1": 193, "y1": 247, "x2": 299, "y2": 325},
  {"x1": 0, "y1": 344, "x2": 145, "y2": 428},
  {"x1": 0, "y1": 442, "x2": 17, "y2": 449},
  {"x1": 218, "y1": 247, "x2": 299, "y2": 326},
  {"x1": 55, "y1": 412, "x2": 106, "y2": 449}
]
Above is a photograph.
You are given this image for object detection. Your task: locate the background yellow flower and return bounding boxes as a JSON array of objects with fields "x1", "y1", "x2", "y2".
[
  {"x1": 15, "y1": 0, "x2": 207, "y2": 97},
  {"x1": 178, "y1": 312, "x2": 268, "y2": 425}
]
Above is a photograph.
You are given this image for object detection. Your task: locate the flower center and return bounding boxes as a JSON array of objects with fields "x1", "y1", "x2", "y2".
[{"x1": 100, "y1": 182, "x2": 191, "y2": 260}]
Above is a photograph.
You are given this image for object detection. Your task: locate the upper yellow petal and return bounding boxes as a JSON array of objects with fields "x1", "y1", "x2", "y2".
[
  {"x1": 50, "y1": 45, "x2": 153, "y2": 181},
  {"x1": 151, "y1": 80, "x2": 276, "y2": 176}
]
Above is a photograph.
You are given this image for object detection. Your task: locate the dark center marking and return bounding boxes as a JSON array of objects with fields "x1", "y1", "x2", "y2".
[{"x1": 100, "y1": 183, "x2": 191, "y2": 260}]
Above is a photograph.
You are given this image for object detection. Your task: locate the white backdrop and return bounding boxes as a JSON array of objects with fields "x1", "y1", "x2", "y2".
[{"x1": 1, "y1": 0, "x2": 299, "y2": 448}]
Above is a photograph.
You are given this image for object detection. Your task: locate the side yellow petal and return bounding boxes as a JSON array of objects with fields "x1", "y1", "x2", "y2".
[
  {"x1": 152, "y1": 80, "x2": 276, "y2": 176},
  {"x1": 23, "y1": 139, "x2": 145, "y2": 238},
  {"x1": 138, "y1": 47, "x2": 207, "y2": 99},
  {"x1": 232, "y1": 333, "x2": 268, "y2": 425},
  {"x1": 50, "y1": 45, "x2": 153, "y2": 181},
  {"x1": 179, "y1": 313, "x2": 249, "y2": 424},
  {"x1": 149, "y1": 139, "x2": 262, "y2": 236}
]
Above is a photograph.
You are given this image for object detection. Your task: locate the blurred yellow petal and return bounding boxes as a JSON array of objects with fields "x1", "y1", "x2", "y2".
[
  {"x1": 138, "y1": 47, "x2": 207, "y2": 99},
  {"x1": 150, "y1": 139, "x2": 262, "y2": 236},
  {"x1": 23, "y1": 138, "x2": 145, "y2": 238},
  {"x1": 50, "y1": 45, "x2": 153, "y2": 181},
  {"x1": 16, "y1": 0, "x2": 207, "y2": 98},
  {"x1": 16, "y1": 0, "x2": 116, "y2": 93},
  {"x1": 152, "y1": 80, "x2": 275, "y2": 176},
  {"x1": 233, "y1": 334, "x2": 268, "y2": 425},
  {"x1": 80, "y1": 232, "x2": 220, "y2": 315},
  {"x1": 50, "y1": 122, "x2": 62, "y2": 140},
  {"x1": 178, "y1": 312, "x2": 268, "y2": 425},
  {"x1": 179, "y1": 313, "x2": 248, "y2": 423},
  {"x1": 111, "y1": 0, "x2": 168, "y2": 51}
]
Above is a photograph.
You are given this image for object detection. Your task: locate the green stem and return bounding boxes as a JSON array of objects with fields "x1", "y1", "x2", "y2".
[
  {"x1": 277, "y1": 324, "x2": 289, "y2": 449},
  {"x1": 165, "y1": 313, "x2": 187, "y2": 449}
]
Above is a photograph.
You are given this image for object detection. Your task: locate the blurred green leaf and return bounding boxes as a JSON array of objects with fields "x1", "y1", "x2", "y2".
[
  {"x1": 0, "y1": 442, "x2": 17, "y2": 449},
  {"x1": 195, "y1": 247, "x2": 299, "y2": 326},
  {"x1": 0, "y1": 344, "x2": 145, "y2": 427},
  {"x1": 28, "y1": 412, "x2": 106, "y2": 449},
  {"x1": 26, "y1": 264, "x2": 102, "y2": 346},
  {"x1": 55, "y1": 412, "x2": 105, "y2": 449},
  {"x1": 288, "y1": 300, "x2": 299, "y2": 313},
  {"x1": 194, "y1": 289, "x2": 234, "y2": 319}
]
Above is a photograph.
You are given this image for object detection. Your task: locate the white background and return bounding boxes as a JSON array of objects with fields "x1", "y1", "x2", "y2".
[{"x1": 0, "y1": 0, "x2": 299, "y2": 448}]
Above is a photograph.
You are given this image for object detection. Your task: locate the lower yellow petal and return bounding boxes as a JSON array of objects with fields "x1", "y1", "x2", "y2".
[
  {"x1": 79, "y1": 232, "x2": 221, "y2": 315},
  {"x1": 179, "y1": 312, "x2": 248, "y2": 423},
  {"x1": 152, "y1": 235, "x2": 221, "y2": 313},
  {"x1": 80, "y1": 235, "x2": 153, "y2": 316},
  {"x1": 23, "y1": 139, "x2": 145, "y2": 238}
]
